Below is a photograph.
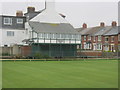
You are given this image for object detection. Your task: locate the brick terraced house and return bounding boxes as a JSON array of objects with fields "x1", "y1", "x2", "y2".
[{"x1": 76, "y1": 21, "x2": 120, "y2": 57}]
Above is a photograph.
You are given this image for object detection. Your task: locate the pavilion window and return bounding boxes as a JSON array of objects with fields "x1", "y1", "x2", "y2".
[
  {"x1": 72, "y1": 34, "x2": 75, "y2": 39},
  {"x1": 57, "y1": 34, "x2": 60, "y2": 39},
  {"x1": 41, "y1": 33, "x2": 45, "y2": 38},
  {"x1": 76, "y1": 35, "x2": 81, "y2": 40},
  {"x1": 48, "y1": 33, "x2": 51, "y2": 39},
  {"x1": 39, "y1": 33, "x2": 44, "y2": 38},
  {"x1": 61, "y1": 34, "x2": 65, "y2": 39},
  {"x1": 50, "y1": 33, "x2": 53, "y2": 39},
  {"x1": 79, "y1": 35, "x2": 81, "y2": 40},
  {"x1": 45, "y1": 34, "x2": 47, "y2": 38},
  {"x1": 51, "y1": 33, "x2": 56, "y2": 39},
  {"x1": 64, "y1": 34, "x2": 66, "y2": 39},
  {"x1": 66, "y1": 34, "x2": 69, "y2": 39},
  {"x1": 69, "y1": 34, "x2": 72, "y2": 39}
]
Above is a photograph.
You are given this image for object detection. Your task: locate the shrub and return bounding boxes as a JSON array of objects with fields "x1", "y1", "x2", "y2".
[
  {"x1": 34, "y1": 53, "x2": 50, "y2": 59},
  {"x1": 2, "y1": 53, "x2": 10, "y2": 56}
]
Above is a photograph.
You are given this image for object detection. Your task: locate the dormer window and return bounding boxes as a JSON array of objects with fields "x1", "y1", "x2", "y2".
[
  {"x1": 4, "y1": 17, "x2": 12, "y2": 25},
  {"x1": 17, "y1": 18, "x2": 23, "y2": 24}
]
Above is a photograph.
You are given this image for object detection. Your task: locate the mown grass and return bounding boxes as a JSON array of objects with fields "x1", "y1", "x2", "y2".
[{"x1": 2, "y1": 60, "x2": 118, "y2": 88}]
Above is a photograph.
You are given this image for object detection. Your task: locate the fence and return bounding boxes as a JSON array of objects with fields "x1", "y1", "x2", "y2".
[{"x1": 1, "y1": 44, "x2": 120, "y2": 59}]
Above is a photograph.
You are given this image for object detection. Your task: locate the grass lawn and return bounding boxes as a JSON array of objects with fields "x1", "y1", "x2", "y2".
[{"x1": 2, "y1": 60, "x2": 118, "y2": 88}]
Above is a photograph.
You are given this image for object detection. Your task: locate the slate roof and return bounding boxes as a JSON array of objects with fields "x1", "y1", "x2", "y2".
[
  {"x1": 76, "y1": 26, "x2": 119, "y2": 36},
  {"x1": 77, "y1": 28, "x2": 92, "y2": 35},
  {"x1": 94, "y1": 26, "x2": 112, "y2": 36},
  {"x1": 85, "y1": 26, "x2": 102, "y2": 36},
  {"x1": 75, "y1": 28, "x2": 83, "y2": 32},
  {"x1": 29, "y1": 21, "x2": 78, "y2": 34},
  {"x1": 76, "y1": 26, "x2": 102, "y2": 36},
  {"x1": 103, "y1": 26, "x2": 119, "y2": 36}
]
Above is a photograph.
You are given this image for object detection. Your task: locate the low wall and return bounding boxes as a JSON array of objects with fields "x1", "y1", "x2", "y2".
[{"x1": 77, "y1": 51, "x2": 102, "y2": 58}]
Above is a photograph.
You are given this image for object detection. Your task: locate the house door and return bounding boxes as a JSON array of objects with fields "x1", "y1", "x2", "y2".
[{"x1": 104, "y1": 45, "x2": 109, "y2": 51}]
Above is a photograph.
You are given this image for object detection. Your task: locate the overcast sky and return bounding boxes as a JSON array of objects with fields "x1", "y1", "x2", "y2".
[{"x1": 0, "y1": 0, "x2": 119, "y2": 28}]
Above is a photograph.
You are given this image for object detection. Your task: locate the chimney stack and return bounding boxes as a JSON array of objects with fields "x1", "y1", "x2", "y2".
[
  {"x1": 100, "y1": 22, "x2": 105, "y2": 27},
  {"x1": 16, "y1": 11, "x2": 23, "y2": 17},
  {"x1": 27, "y1": 7, "x2": 35, "y2": 13},
  {"x1": 112, "y1": 21, "x2": 117, "y2": 27},
  {"x1": 45, "y1": 0, "x2": 55, "y2": 11},
  {"x1": 82, "y1": 23, "x2": 87, "y2": 29}
]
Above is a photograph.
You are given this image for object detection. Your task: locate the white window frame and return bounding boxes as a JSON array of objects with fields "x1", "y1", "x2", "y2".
[
  {"x1": 4, "y1": 17, "x2": 12, "y2": 25},
  {"x1": 39, "y1": 33, "x2": 45, "y2": 38},
  {"x1": 93, "y1": 36, "x2": 96, "y2": 41},
  {"x1": 98, "y1": 36, "x2": 101, "y2": 41},
  {"x1": 111, "y1": 36, "x2": 114, "y2": 42},
  {"x1": 97, "y1": 43, "x2": 102, "y2": 50},
  {"x1": 88, "y1": 36, "x2": 91, "y2": 40},
  {"x1": 61, "y1": 34, "x2": 65, "y2": 39},
  {"x1": 66, "y1": 34, "x2": 69, "y2": 39},
  {"x1": 17, "y1": 18, "x2": 23, "y2": 24},
  {"x1": 84, "y1": 36, "x2": 86, "y2": 41},
  {"x1": 51, "y1": 33, "x2": 56, "y2": 39},
  {"x1": 7, "y1": 31, "x2": 14, "y2": 36},
  {"x1": 119, "y1": 35, "x2": 120, "y2": 41}
]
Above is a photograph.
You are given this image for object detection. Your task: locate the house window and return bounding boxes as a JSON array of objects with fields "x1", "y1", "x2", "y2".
[
  {"x1": 111, "y1": 36, "x2": 114, "y2": 42},
  {"x1": 88, "y1": 36, "x2": 91, "y2": 40},
  {"x1": 86, "y1": 43, "x2": 91, "y2": 49},
  {"x1": 118, "y1": 35, "x2": 120, "y2": 41},
  {"x1": 7, "y1": 31, "x2": 14, "y2": 36},
  {"x1": 105, "y1": 37, "x2": 109, "y2": 42},
  {"x1": 93, "y1": 36, "x2": 96, "y2": 41},
  {"x1": 98, "y1": 36, "x2": 101, "y2": 41},
  {"x1": 84, "y1": 36, "x2": 86, "y2": 41},
  {"x1": 4, "y1": 17, "x2": 12, "y2": 25},
  {"x1": 17, "y1": 18, "x2": 23, "y2": 24},
  {"x1": 97, "y1": 43, "x2": 102, "y2": 50},
  {"x1": 83, "y1": 43, "x2": 86, "y2": 49}
]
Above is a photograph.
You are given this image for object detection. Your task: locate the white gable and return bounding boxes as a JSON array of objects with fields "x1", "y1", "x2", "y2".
[{"x1": 30, "y1": 0, "x2": 68, "y2": 23}]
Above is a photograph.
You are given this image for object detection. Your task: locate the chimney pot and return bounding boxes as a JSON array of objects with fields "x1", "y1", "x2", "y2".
[
  {"x1": 82, "y1": 23, "x2": 87, "y2": 29},
  {"x1": 112, "y1": 21, "x2": 117, "y2": 27},
  {"x1": 16, "y1": 11, "x2": 23, "y2": 17},
  {"x1": 27, "y1": 7, "x2": 35, "y2": 13},
  {"x1": 100, "y1": 22, "x2": 105, "y2": 27}
]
